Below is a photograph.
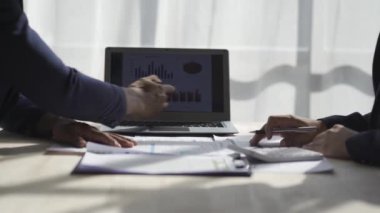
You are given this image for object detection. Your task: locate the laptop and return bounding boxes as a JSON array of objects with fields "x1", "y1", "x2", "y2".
[{"x1": 104, "y1": 47, "x2": 238, "y2": 135}]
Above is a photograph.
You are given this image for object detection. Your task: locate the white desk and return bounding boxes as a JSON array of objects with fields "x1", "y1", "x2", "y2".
[{"x1": 1, "y1": 125, "x2": 380, "y2": 213}]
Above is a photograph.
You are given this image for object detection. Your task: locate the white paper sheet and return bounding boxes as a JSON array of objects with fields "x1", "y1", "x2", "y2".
[
  {"x1": 213, "y1": 134, "x2": 282, "y2": 147},
  {"x1": 134, "y1": 136, "x2": 214, "y2": 143},
  {"x1": 86, "y1": 141, "x2": 234, "y2": 156}
]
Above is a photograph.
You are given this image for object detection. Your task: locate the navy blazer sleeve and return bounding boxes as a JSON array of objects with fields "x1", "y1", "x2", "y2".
[
  {"x1": 0, "y1": 0, "x2": 126, "y2": 131},
  {"x1": 319, "y1": 32, "x2": 380, "y2": 166}
]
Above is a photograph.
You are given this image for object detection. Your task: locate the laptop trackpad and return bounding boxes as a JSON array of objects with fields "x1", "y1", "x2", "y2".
[{"x1": 149, "y1": 126, "x2": 190, "y2": 132}]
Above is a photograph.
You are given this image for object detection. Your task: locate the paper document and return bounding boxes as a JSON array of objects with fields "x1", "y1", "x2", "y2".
[
  {"x1": 134, "y1": 136, "x2": 214, "y2": 143},
  {"x1": 87, "y1": 141, "x2": 233, "y2": 156},
  {"x1": 213, "y1": 134, "x2": 282, "y2": 147},
  {"x1": 73, "y1": 152, "x2": 251, "y2": 176},
  {"x1": 72, "y1": 137, "x2": 251, "y2": 176}
]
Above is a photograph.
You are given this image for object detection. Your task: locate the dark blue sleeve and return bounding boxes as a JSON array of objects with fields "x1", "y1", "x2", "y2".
[{"x1": 0, "y1": 0, "x2": 126, "y2": 127}]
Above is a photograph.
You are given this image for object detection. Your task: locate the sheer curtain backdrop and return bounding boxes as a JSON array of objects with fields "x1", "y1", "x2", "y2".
[{"x1": 24, "y1": 0, "x2": 380, "y2": 123}]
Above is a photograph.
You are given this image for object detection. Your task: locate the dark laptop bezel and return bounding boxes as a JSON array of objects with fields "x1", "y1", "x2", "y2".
[{"x1": 105, "y1": 47, "x2": 231, "y2": 123}]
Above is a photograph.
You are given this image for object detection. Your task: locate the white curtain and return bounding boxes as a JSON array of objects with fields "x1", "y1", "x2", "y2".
[{"x1": 24, "y1": 0, "x2": 380, "y2": 123}]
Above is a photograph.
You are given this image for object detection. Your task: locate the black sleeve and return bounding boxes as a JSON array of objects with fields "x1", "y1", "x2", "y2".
[{"x1": 318, "y1": 112, "x2": 370, "y2": 132}]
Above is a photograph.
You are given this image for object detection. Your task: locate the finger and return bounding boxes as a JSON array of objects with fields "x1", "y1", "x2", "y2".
[
  {"x1": 91, "y1": 133, "x2": 122, "y2": 147},
  {"x1": 266, "y1": 115, "x2": 301, "y2": 129},
  {"x1": 123, "y1": 136, "x2": 137, "y2": 145},
  {"x1": 109, "y1": 134, "x2": 137, "y2": 147},
  {"x1": 151, "y1": 93, "x2": 170, "y2": 111},
  {"x1": 131, "y1": 77, "x2": 161, "y2": 92},
  {"x1": 145, "y1": 75, "x2": 162, "y2": 84},
  {"x1": 279, "y1": 135, "x2": 301, "y2": 147},
  {"x1": 61, "y1": 135, "x2": 87, "y2": 148},
  {"x1": 264, "y1": 115, "x2": 300, "y2": 140},
  {"x1": 140, "y1": 78, "x2": 160, "y2": 91},
  {"x1": 62, "y1": 136, "x2": 87, "y2": 148},
  {"x1": 264, "y1": 122, "x2": 273, "y2": 139},
  {"x1": 270, "y1": 115, "x2": 301, "y2": 126},
  {"x1": 250, "y1": 124, "x2": 267, "y2": 146},
  {"x1": 156, "y1": 93, "x2": 168, "y2": 103},
  {"x1": 79, "y1": 126, "x2": 122, "y2": 147},
  {"x1": 280, "y1": 137, "x2": 302, "y2": 147},
  {"x1": 162, "y1": 101, "x2": 169, "y2": 108},
  {"x1": 162, "y1": 84, "x2": 176, "y2": 94},
  {"x1": 77, "y1": 137, "x2": 87, "y2": 148},
  {"x1": 265, "y1": 116, "x2": 289, "y2": 139},
  {"x1": 279, "y1": 133, "x2": 301, "y2": 147},
  {"x1": 250, "y1": 134, "x2": 265, "y2": 146},
  {"x1": 111, "y1": 136, "x2": 134, "y2": 148}
]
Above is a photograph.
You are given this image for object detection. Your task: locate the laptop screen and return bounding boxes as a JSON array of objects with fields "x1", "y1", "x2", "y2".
[{"x1": 105, "y1": 48, "x2": 230, "y2": 122}]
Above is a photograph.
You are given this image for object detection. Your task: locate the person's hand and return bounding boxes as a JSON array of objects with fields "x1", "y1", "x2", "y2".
[
  {"x1": 250, "y1": 114, "x2": 327, "y2": 147},
  {"x1": 52, "y1": 120, "x2": 136, "y2": 148},
  {"x1": 303, "y1": 124, "x2": 356, "y2": 159},
  {"x1": 123, "y1": 75, "x2": 175, "y2": 120}
]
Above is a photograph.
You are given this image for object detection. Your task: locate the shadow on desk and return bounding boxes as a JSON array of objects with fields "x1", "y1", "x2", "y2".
[{"x1": 0, "y1": 130, "x2": 49, "y2": 155}]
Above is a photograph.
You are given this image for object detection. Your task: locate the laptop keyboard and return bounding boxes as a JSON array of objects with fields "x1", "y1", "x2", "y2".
[{"x1": 122, "y1": 121, "x2": 224, "y2": 128}]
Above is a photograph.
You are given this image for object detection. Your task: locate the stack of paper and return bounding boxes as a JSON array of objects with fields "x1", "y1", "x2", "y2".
[{"x1": 73, "y1": 141, "x2": 251, "y2": 176}]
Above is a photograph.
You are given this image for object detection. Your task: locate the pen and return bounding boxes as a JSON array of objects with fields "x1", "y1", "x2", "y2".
[{"x1": 250, "y1": 126, "x2": 318, "y2": 134}]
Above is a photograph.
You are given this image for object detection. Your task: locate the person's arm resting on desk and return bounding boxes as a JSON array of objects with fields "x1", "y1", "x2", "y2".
[{"x1": 0, "y1": 95, "x2": 136, "y2": 147}]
